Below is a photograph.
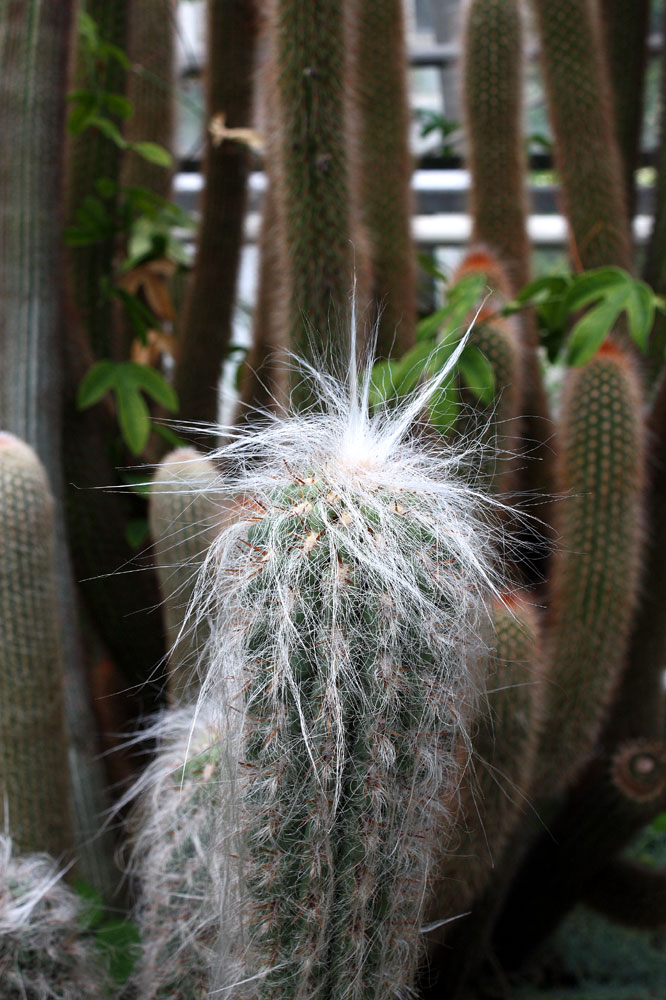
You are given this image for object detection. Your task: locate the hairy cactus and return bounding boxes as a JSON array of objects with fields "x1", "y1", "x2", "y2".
[
  {"x1": 539, "y1": 341, "x2": 644, "y2": 794},
  {"x1": 0, "y1": 434, "x2": 72, "y2": 858},
  {"x1": 0, "y1": 835, "x2": 108, "y2": 1000},
  {"x1": 149, "y1": 447, "x2": 229, "y2": 703},
  {"x1": 125, "y1": 704, "x2": 228, "y2": 999},
  {"x1": 171, "y1": 341, "x2": 505, "y2": 997}
]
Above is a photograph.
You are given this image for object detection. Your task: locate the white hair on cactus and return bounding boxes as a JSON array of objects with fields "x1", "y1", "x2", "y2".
[
  {"x1": 0, "y1": 834, "x2": 108, "y2": 999},
  {"x1": 129, "y1": 314, "x2": 512, "y2": 998},
  {"x1": 120, "y1": 703, "x2": 241, "y2": 999}
]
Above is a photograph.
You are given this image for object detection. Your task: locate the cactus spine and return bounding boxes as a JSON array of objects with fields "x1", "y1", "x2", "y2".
[
  {"x1": 0, "y1": 435, "x2": 72, "y2": 858},
  {"x1": 540, "y1": 341, "x2": 644, "y2": 793},
  {"x1": 530, "y1": 0, "x2": 632, "y2": 270},
  {"x1": 351, "y1": 0, "x2": 415, "y2": 359},
  {"x1": 266, "y1": 0, "x2": 355, "y2": 398}
]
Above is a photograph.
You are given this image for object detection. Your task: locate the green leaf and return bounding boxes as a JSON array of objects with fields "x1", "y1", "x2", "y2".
[
  {"x1": 563, "y1": 266, "x2": 626, "y2": 313},
  {"x1": 429, "y1": 380, "x2": 460, "y2": 433},
  {"x1": 417, "y1": 253, "x2": 448, "y2": 283},
  {"x1": 94, "y1": 920, "x2": 141, "y2": 986},
  {"x1": 77, "y1": 11, "x2": 99, "y2": 51},
  {"x1": 392, "y1": 341, "x2": 437, "y2": 396},
  {"x1": 89, "y1": 115, "x2": 127, "y2": 148},
  {"x1": 514, "y1": 273, "x2": 572, "y2": 305},
  {"x1": 101, "y1": 92, "x2": 133, "y2": 120},
  {"x1": 458, "y1": 345, "x2": 496, "y2": 405},
  {"x1": 129, "y1": 141, "x2": 173, "y2": 168},
  {"x1": 95, "y1": 176, "x2": 117, "y2": 199},
  {"x1": 74, "y1": 881, "x2": 104, "y2": 930},
  {"x1": 115, "y1": 382, "x2": 151, "y2": 455},
  {"x1": 125, "y1": 518, "x2": 150, "y2": 549},
  {"x1": 125, "y1": 363, "x2": 179, "y2": 411},
  {"x1": 98, "y1": 41, "x2": 130, "y2": 69},
  {"x1": 77, "y1": 361, "x2": 119, "y2": 409},
  {"x1": 111, "y1": 288, "x2": 157, "y2": 344},
  {"x1": 416, "y1": 306, "x2": 451, "y2": 343},
  {"x1": 566, "y1": 290, "x2": 625, "y2": 366},
  {"x1": 67, "y1": 94, "x2": 99, "y2": 135},
  {"x1": 624, "y1": 279, "x2": 655, "y2": 352}
]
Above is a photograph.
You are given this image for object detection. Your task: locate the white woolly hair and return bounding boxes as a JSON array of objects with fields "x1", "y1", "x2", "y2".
[
  {"x1": 0, "y1": 835, "x2": 108, "y2": 1000},
  {"x1": 130, "y1": 316, "x2": 512, "y2": 998},
  {"x1": 120, "y1": 703, "x2": 235, "y2": 999}
]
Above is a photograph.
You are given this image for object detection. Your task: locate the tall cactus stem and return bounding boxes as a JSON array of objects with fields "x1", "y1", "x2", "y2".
[
  {"x1": 122, "y1": 0, "x2": 175, "y2": 200},
  {"x1": 530, "y1": 0, "x2": 632, "y2": 271},
  {"x1": 600, "y1": 0, "x2": 650, "y2": 218},
  {"x1": 266, "y1": 0, "x2": 355, "y2": 402},
  {"x1": 0, "y1": 435, "x2": 72, "y2": 858},
  {"x1": 350, "y1": 0, "x2": 415, "y2": 359},
  {"x1": 539, "y1": 340, "x2": 644, "y2": 794},
  {"x1": 174, "y1": 0, "x2": 257, "y2": 426}
]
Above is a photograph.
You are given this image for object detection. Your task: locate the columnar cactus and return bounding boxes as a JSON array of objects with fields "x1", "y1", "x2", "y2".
[
  {"x1": 265, "y1": 0, "x2": 356, "y2": 399},
  {"x1": 529, "y1": 0, "x2": 632, "y2": 270},
  {"x1": 539, "y1": 341, "x2": 644, "y2": 794},
  {"x1": 0, "y1": 434, "x2": 72, "y2": 859},
  {"x1": 130, "y1": 343, "x2": 505, "y2": 997},
  {"x1": 351, "y1": 0, "x2": 416, "y2": 359}
]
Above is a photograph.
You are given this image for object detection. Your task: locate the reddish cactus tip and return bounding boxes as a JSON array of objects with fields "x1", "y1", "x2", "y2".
[{"x1": 595, "y1": 338, "x2": 629, "y2": 361}]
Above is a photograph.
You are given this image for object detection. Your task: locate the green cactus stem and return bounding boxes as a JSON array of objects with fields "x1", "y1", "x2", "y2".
[
  {"x1": 266, "y1": 0, "x2": 355, "y2": 401},
  {"x1": 604, "y1": 371, "x2": 666, "y2": 743},
  {"x1": 351, "y1": 0, "x2": 415, "y2": 359},
  {"x1": 530, "y1": 0, "x2": 632, "y2": 271},
  {"x1": 149, "y1": 447, "x2": 230, "y2": 703},
  {"x1": 462, "y1": 0, "x2": 530, "y2": 294},
  {"x1": 539, "y1": 341, "x2": 644, "y2": 794},
  {"x1": 0, "y1": 435, "x2": 72, "y2": 858},
  {"x1": 600, "y1": 0, "x2": 650, "y2": 218},
  {"x1": 174, "y1": 0, "x2": 257, "y2": 426}
]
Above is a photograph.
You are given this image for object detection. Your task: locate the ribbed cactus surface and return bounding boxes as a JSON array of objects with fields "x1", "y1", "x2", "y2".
[
  {"x1": 352, "y1": 0, "x2": 415, "y2": 358},
  {"x1": 541, "y1": 342, "x2": 644, "y2": 792},
  {"x1": 530, "y1": 0, "x2": 632, "y2": 270},
  {"x1": 0, "y1": 433, "x2": 72, "y2": 858},
  {"x1": 462, "y1": 0, "x2": 530, "y2": 293},
  {"x1": 266, "y1": 0, "x2": 354, "y2": 396}
]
